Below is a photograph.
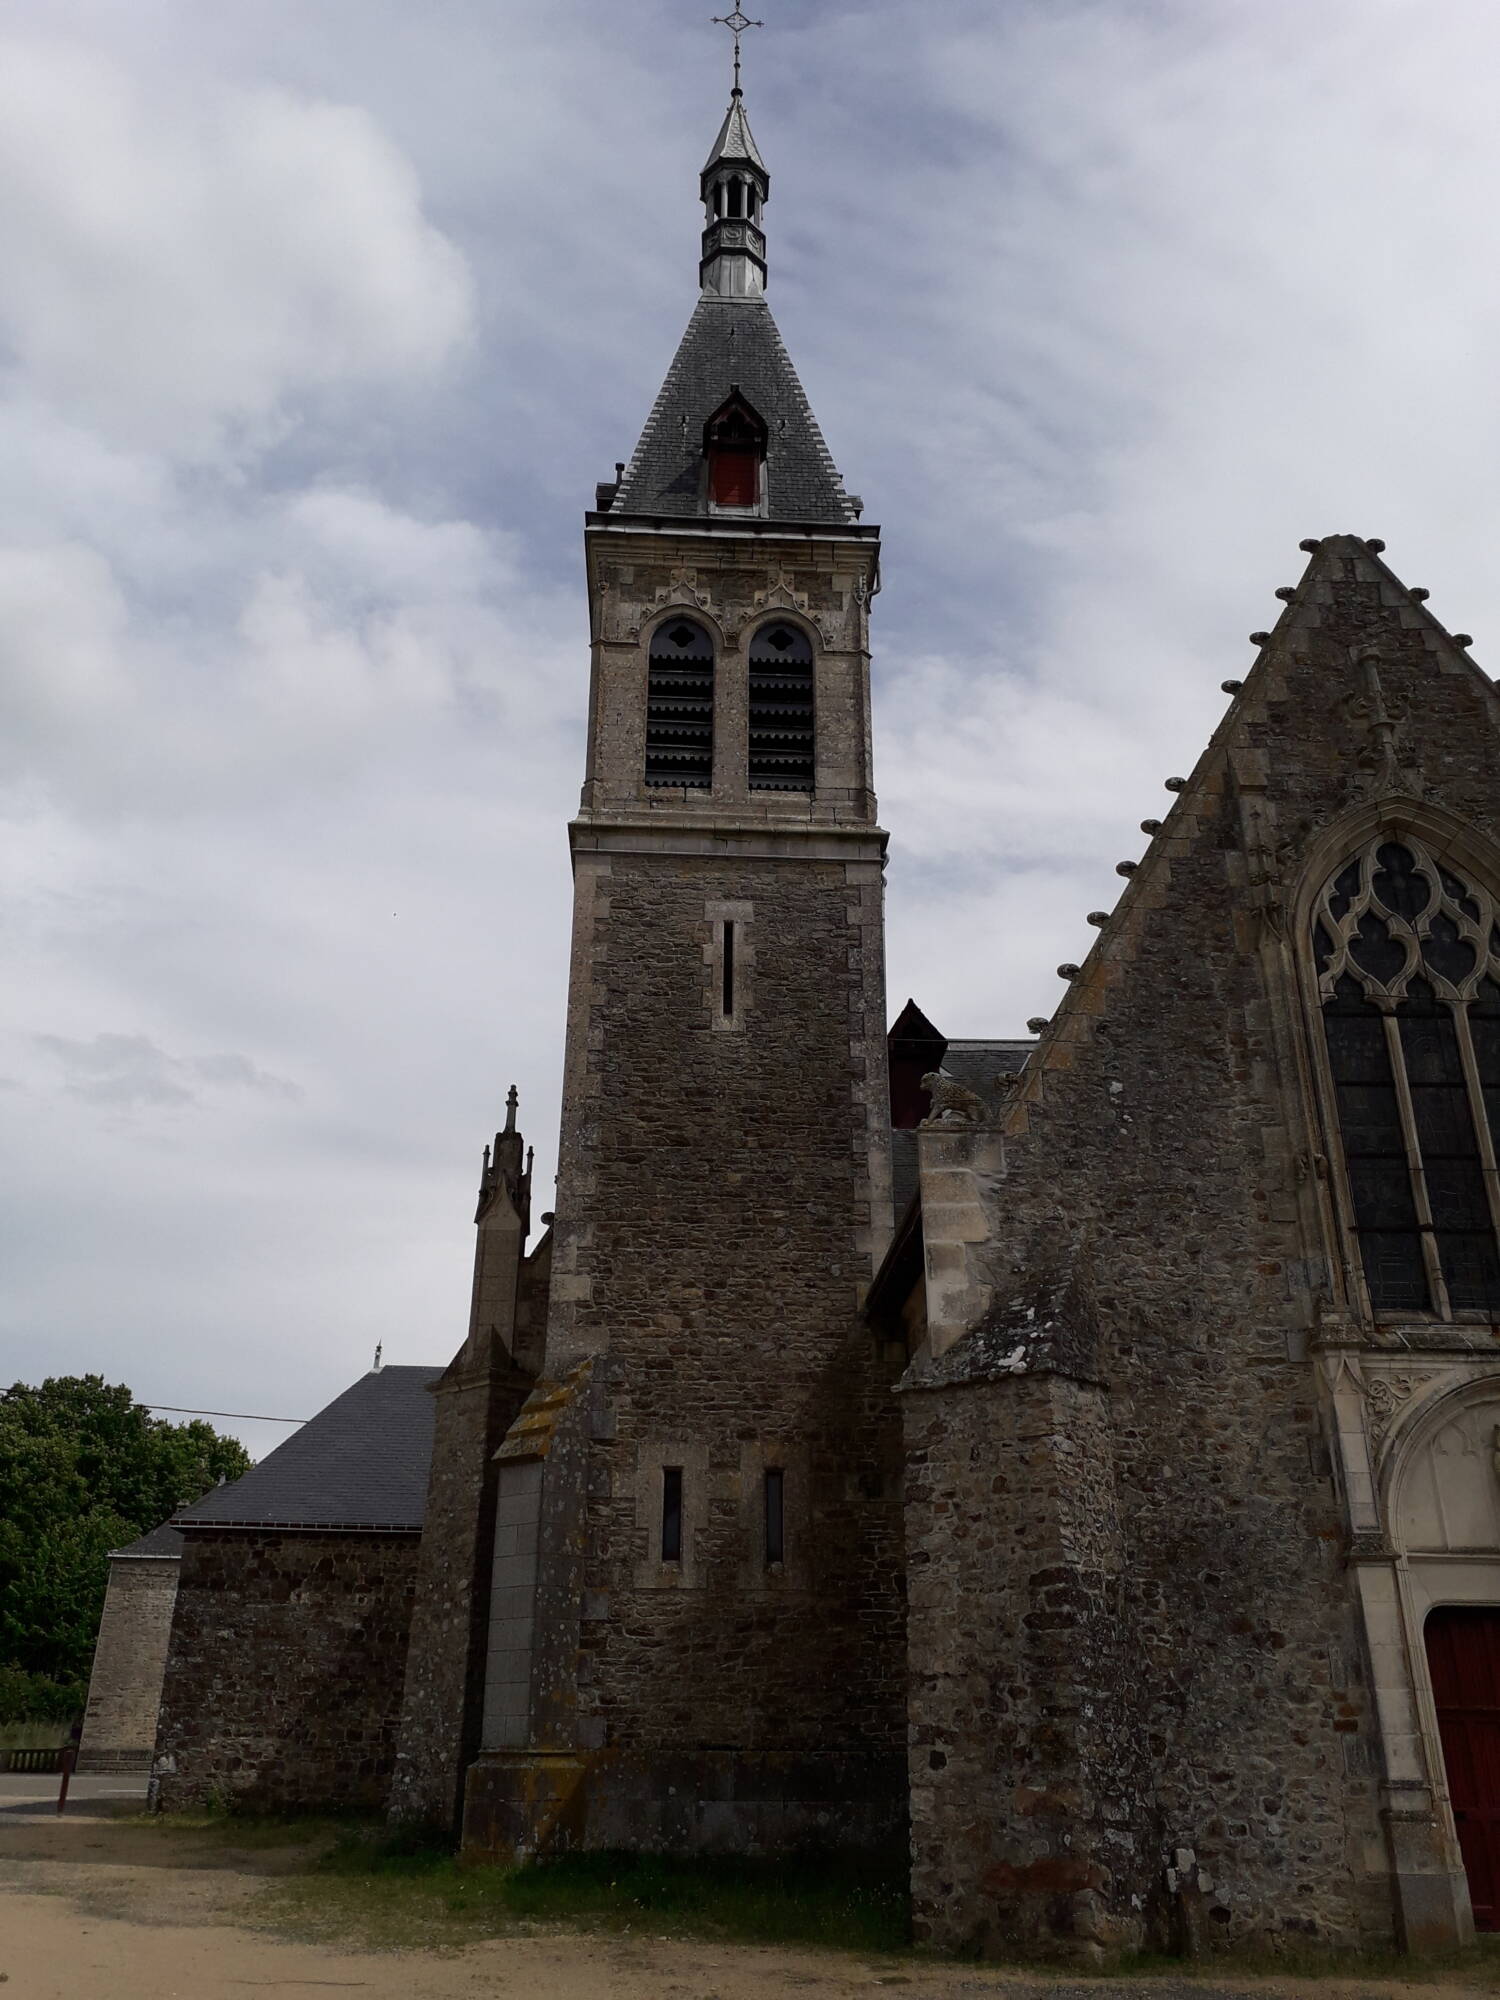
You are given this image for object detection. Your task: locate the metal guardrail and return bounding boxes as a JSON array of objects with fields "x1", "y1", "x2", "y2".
[{"x1": 4, "y1": 1747, "x2": 67, "y2": 1773}]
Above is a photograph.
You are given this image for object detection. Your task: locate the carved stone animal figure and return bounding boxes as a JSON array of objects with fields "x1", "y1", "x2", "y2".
[{"x1": 920, "y1": 1071, "x2": 989, "y2": 1125}]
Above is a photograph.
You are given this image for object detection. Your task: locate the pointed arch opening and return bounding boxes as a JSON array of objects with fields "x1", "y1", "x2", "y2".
[
  {"x1": 748, "y1": 621, "x2": 815, "y2": 793},
  {"x1": 645, "y1": 618, "x2": 714, "y2": 790},
  {"x1": 1313, "y1": 833, "x2": 1500, "y2": 1315}
]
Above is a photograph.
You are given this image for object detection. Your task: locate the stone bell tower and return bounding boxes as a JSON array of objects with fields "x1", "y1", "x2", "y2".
[{"x1": 462, "y1": 62, "x2": 907, "y2": 1856}]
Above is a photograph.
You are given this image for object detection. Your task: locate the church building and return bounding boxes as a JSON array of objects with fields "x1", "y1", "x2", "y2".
[{"x1": 121, "y1": 50, "x2": 1500, "y2": 1967}]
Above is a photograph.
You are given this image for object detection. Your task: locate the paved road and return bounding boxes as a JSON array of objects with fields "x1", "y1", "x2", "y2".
[{"x1": 0, "y1": 1770, "x2": 148, "y2": 1813}]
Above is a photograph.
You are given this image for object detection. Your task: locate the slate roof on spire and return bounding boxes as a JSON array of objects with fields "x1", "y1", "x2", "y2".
[
  {"x1": 704, "y1": 96, "x2": 766, "y2": 174},
  {"x1": 610, "y1": 297, "x2": 859, "y2": 524}
]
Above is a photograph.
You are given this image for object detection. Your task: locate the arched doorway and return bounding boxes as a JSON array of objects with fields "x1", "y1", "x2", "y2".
[
  {"x1": 1384, "y1": 1383, "x2": 1500, "y2": 1938},
  {"x1": 1425, "y1": 1607, "x2": 1500, "y2": 1930}
]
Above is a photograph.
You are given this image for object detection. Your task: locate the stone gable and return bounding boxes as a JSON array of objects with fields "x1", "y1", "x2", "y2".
[{"x1": 900, "y1": 536, "x2": 1500, "y2": 1959}]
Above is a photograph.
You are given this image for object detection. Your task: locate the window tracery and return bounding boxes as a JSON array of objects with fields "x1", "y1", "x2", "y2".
[{"x1": 1314, "y1": 835, "x2": 1500, "y2": 1315}]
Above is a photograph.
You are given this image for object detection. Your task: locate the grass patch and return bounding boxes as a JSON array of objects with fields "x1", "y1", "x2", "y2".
[
  {"x1": 256, "y1": 1828, "x2": 911, "y2": 1955},
  {"x1": 0, "y1": 1721, "x2": 70, "y2": 1752},
  {"x1": 121, "y1": 1809, "x2": 362, "y2": 1855},
  {"x1": 1091, "y1": 1938, "x2": 1500, "y2": 1987}
]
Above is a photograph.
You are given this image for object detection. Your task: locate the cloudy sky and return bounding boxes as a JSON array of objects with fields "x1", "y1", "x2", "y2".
[{"x1": 5, "y1": 0, "x2": 1499, "y2": 1454}]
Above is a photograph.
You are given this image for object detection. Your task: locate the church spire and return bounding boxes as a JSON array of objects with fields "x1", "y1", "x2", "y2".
[
  {"x1": 701, "y1": 10, "x2": 769, "y2": 297},
  {"x1": 602, "y1": 6, "x2": 863, "y2": 527}
]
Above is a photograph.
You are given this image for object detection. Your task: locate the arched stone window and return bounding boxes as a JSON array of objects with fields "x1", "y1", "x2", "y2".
[
  {"x1": 1314, "y1": 835, "x2": 1500, "y2": 1315},
  {"x1": 645, "y1": 619, "x2": 714, "y2": 790},
  {"x1": 748, "y1": 623, "x2": 815, "y2": 793}
]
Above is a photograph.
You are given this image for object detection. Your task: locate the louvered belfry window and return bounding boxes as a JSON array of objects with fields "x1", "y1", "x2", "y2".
[
  {"x1": 748, "y1": 622, "x2": 815, "y2": 793},
  {"x1": 1315, "y1": 836, "x2": 1500, "y2": 1316},
  {"x1": 645, "y1": 618, "x2": 714, "y2": 790}
]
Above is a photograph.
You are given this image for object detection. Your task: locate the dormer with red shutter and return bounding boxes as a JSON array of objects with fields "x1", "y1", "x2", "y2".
[{"x1": 703, "y1": 388, "x2": 767, "y2": 511}]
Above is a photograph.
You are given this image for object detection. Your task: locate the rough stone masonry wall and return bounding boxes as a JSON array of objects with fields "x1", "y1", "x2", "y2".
[
  {"x1": 906, "y1": 1366, "x2": 1144, "y2": 1960},
  {"x1": 77, "y1": 1556, "x2": 178, "y2": 1773},
  {"x1": 904, "y1": 544, "x2": 1497, "y2": 1957},
  {"x1": 154, "y1": 1530, "x2": 418, "y2": 1812},
  {"x1": 564, "y1": 848, "x2": 907, "y2": 1803},
  {"x1": 515, "y1": 835, "x2": 907, "y2": 1846},
  {"x1": 471, "y1": 520, "x2": 909, "y2": 1852},
  {"x1": 388, "y1": 1343, "x2": 536, "y2": 1830}
]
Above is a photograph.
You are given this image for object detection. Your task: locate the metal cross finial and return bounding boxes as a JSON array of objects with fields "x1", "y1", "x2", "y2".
[{"x1": 713, "y1": 6, "x2": 764, "y2": 95}]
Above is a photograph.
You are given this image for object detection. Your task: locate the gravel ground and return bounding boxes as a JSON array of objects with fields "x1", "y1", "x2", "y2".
[{"x1": 0, "y1": 1804, "x2": 1494, "y2": 2000}]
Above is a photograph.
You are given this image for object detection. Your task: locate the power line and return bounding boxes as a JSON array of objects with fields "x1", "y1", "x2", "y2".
[{"x1": 139, "y1": 1402, "x2": 307, "y2": 1425}]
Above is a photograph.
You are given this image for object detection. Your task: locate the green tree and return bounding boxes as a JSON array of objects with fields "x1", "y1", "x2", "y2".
[{"x1": 0, "y1": 1376, "x2": 251, "y2": 1719}]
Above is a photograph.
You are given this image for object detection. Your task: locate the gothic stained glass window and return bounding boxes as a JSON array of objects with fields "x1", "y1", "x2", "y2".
[
  {"x1": 1315, "y1": 836, "x2": 1500, "y2": 1316},
  {"x1": 645, "y1": 619, "x2": 714, "y2": 789}
]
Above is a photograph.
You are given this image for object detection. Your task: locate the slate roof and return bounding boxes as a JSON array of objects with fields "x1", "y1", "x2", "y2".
[
  {"x1": 111, "y1": 1523, "x2": 183, "y2": 1560},
  {"x1": 608, "y1": 296, "x2": 859, "y2": 526},
  {"x1": 172, "y1": 1366, "x2": 442, "y2": 1532},
  {"x1": 890, "y1": 1128, "x2": 920, "y2": 1219},
  {"x1": 942, "y1": 1040, "x2": 1035, "y2": 1101},
  {"x1": 704, "y1": 98, "x2": 765, "y2": 173}
]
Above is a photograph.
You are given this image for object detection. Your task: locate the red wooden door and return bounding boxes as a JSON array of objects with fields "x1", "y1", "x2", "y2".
[{"x1": 1426, "y1": 1606, "x2": 1500, "y2": 1929}]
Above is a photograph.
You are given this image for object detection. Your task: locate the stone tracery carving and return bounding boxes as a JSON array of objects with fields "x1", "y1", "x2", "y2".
[
  {"x1": 1346, "y1": 648, "x2": 1414, "y2": 797},
  {"x1": 1313, "y1": 833, "x2": 1500, "y2": 1006},
  {"x1": 749, "y1": 570, "x2": 843, "y2": 649},
  {"x1": 1363, "y1": 1372, "x2": 1439, "y2": 1446}
]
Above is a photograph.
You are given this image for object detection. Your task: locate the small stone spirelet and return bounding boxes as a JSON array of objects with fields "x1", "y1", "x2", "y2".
[
  {"x1": 1300, "y1": 538, "x2": 1322, "y2": 552},
  {"x1": 1057, "y1": 963, "x2": 1082, "y2": 979},
  {"x1": 1455, "y1": 633, "x2": 1474, "y2": 647},
  {"x1": 1275, "y1": 587, "x2": 1296, "y2": 601},
  {"x1": 1221, "y1": 680, "x2": 1243, "y2": 693},
  {"x1": 1249, "y1": 631, "x2": 1271, "y2": 645},
  {"x1": 1140, "y1": 818, "x2": 1163, "y2": 834},
  {"x1": 1116, "y1": 860, "x2": 1138, "y2": 877},
  {"x1": 1086, "y1": 911, "x2": 1108, "y2": 926},
  {"x1": 1366, "y1": 538, "x2": 1386, "y2": 552},
  {"x1": 1410, "y1": 587, "x2": 1430, "y2": 601},
  {"x1": 1164, "y1": 777, "x2": 1187, "y2": 791},
  {"x1": 1026, "y1": 1016, "x2": 1049, "y2": 1034}
]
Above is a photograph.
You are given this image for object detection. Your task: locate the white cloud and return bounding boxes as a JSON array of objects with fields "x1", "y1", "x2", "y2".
[
  {"x1": 6, "y1": 0, "x2": 1500, "y2": 1435},
  {"x1": 0, "y1": 36, "x2": 473, "y2": 453},
  {"x1": 0, "y1": 544, "x2": 132, "y2": 743},
  {"x1": 34, "y1": 1031, "x2": 299, "y2": 1108}
]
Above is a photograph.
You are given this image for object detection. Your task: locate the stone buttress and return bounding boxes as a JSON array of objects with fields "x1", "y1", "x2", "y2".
[
  {"x1": 460, "y1": 83, "x2": 907, "y2": 1858},
  {"x1": 389, "y1": 1093, "x2": 546, "y2": 1830}
]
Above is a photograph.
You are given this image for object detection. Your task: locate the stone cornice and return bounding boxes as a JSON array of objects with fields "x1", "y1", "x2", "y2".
[{"x1": 569, "y1": 816, "x2": 887, "y2": 865}]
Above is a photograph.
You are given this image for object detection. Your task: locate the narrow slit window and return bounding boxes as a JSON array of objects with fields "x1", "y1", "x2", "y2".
[
  {"x1": 645, "y1": 620, "x2": 714, "y2": 790},
  {"x1": 722, "y1": 920, "x2": 735, "y2": 1019},
  {"x1": 764, "y1": 1467, "x2": 785, "y2": 1566},
  {"x1": 749, "y1": 623, "x2": 815, "y2": 792},
  {"x1": 1314, "y1": 836, "x2": 1500, "y2": 1317},
  {"x1": 661, "y1": 1466, "x2": 683, "y2": 1563}
]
